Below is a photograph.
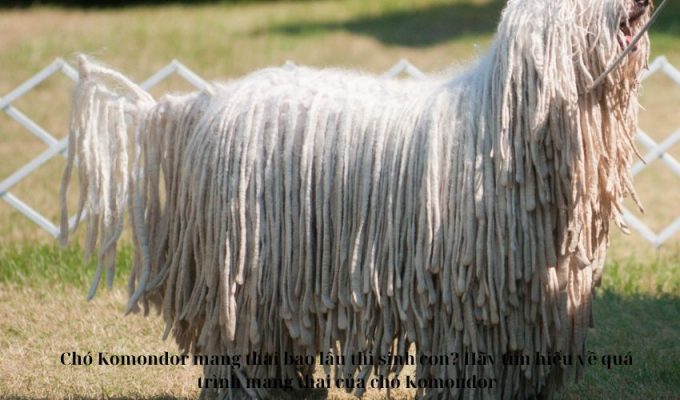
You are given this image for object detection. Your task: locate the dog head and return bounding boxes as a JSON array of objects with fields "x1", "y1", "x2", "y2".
[
  {"x1": 480, "y1": 0, "x2": 654, "y2": 241},
  {"x1": 493, "y1": 0, "x2": 652, "y2": 96},
  {"x1": 618, "y1": 0, "x2": 653, "y2": 78}
]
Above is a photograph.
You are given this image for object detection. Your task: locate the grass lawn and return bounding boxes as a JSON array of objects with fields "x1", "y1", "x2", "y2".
[
  {"x1": 1, "y1": 0, "x2": 679, "y2": 399},
  {"x1": 0, "y1": 245, "x2": 678, "y2": 399}
]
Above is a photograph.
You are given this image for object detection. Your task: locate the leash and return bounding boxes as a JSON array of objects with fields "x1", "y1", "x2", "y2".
[{"x1": 588, "y1": 0, "x2": 668, "y2": 91}]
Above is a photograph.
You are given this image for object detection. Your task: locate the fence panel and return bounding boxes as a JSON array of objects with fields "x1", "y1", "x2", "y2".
[{"x1": 1, "y1": 57, "x2": 679, "y2": 246}]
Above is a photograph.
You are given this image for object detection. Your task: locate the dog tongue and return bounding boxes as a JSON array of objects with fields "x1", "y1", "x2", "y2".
[{"x1": 625, "y1": 34, "x2": 634, "y2": 45}]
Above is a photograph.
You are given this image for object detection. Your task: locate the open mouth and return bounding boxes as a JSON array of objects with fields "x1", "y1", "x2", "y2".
[{"x1": 618, "y1": 5, "x2": 649, "y2": 50}]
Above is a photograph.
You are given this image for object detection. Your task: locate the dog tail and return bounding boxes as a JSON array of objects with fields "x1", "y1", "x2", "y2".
[{"x1": 60, "y1": 55, "x2": 156, "y2": 302}]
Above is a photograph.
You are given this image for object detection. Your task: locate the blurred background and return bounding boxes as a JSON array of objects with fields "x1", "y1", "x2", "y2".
[{"x1": 0, "y1": 0, "x2": 678, "y2": 399}]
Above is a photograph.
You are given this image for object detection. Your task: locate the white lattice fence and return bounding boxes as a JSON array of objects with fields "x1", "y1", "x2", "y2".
[{"x1": 1, "y1": 57, "x2": 679, "y2": 246}]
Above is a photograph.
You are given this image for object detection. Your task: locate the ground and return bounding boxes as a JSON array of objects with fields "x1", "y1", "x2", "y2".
[{"x1": 0, "y1": 0, "x2": 679, "y2": 399}]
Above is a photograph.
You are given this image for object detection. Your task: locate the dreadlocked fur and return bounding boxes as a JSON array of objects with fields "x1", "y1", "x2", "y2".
[{"x1": 60, "y1": 0, "x2": 652, "y2": 398}]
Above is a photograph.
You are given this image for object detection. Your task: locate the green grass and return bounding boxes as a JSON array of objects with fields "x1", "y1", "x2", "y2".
[
  {"x1": 6, "y1": 243, "x2": 677, "y2": 296},
  {"x1": 0, "y1": 243, "x2": 132, "y2": 289},
  {"x1": 557, "y1": 290, "x2": 680, "y2": 400}
]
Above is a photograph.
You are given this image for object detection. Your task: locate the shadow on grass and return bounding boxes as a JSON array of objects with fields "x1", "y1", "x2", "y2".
[
  {"x1": 3, "y1": 0, "x2": 678, "y2": 44},
  {"x1": 255, "y1": 0, "x2": 680, "y2": 48},
  {"x1": 254, "y1": 1, "x2": 505, "y2": 47},
  {"x1": 558, "y1": 289, "x2": 680, "y2": 399},
  {"x1": 0, "y1": 0, "x2": 317, "y2": 8},
  {"x1": 652, "y1": 0, "x2": 680, "y2": 37}
]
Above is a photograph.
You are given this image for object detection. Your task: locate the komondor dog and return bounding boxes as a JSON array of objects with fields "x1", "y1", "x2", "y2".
[{"x1": 60, "y1": 0, "x2": 654, "y2": 398}]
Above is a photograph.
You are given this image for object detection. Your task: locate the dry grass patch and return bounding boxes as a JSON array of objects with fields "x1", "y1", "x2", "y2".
[
  {"x1": 0, "y1": 285, "x2": 201, "y2": 398},
  {"x1": 0, "y1": 284, "x2": 418, "y2": 399}
]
